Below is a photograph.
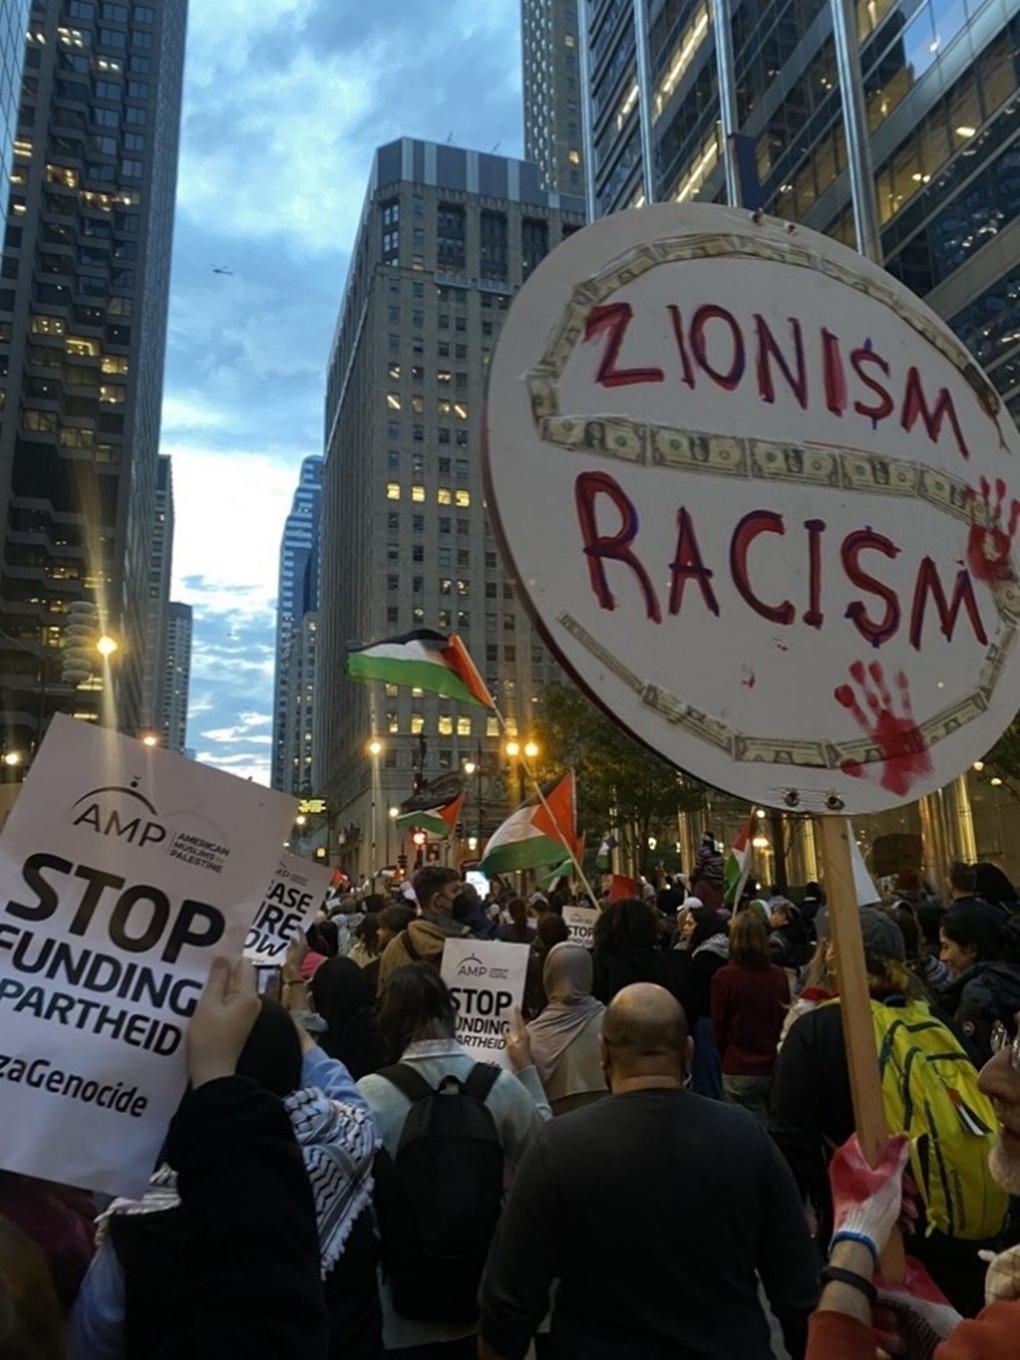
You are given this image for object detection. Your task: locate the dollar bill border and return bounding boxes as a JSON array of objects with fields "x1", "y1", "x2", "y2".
[{"x1": 556, "y1": 610, "x2": 1017, "y2": 776}]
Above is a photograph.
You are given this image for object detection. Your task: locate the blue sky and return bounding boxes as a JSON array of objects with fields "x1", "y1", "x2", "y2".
[{"x1": 161, "y1": 1, "x2": 525, "y2": 783}]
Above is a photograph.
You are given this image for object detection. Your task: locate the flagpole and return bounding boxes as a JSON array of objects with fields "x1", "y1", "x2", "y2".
[{"x1": 491, "y1": 703, "x2": 600, "y2": 909}]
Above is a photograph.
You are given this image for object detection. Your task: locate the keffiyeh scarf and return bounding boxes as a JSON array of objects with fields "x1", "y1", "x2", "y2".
[{"x1": 97, "y1": 1087, "x2": 379, "y2": 1280}]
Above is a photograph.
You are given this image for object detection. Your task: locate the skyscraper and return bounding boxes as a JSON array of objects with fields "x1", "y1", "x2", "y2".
[
  {"x1": 281, "y1": 609, "x2": 317, "y2": 797},
  {"x1": 316, "y1": 140, "x2": 584, "y2": 876},
  {"x1": 140, "y1": 452, "x2": 173, "y2": 735},
  {"x1": 272, "y1": 455, "x2": 322, "y2": 791},
  {"x1": 160, "y1": 597, "x2": 190, "y2": 753},
  {"x1": 521, "y1": 0, "x2": 588, "y2": 197},
  {"x1": 577, "y1": 0, "x2": 1020, "y2": 420},
  {"x1": 0, "y1": 0, "x2": 28, "y2": 193},
  {"x1": 0, "y1": 0, "x2": 187, "y2": 759}
]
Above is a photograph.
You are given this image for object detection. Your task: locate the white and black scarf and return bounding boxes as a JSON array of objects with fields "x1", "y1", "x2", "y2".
[{"x1": 98, "y1": 1087, "x2": 378, "y2": 1279}]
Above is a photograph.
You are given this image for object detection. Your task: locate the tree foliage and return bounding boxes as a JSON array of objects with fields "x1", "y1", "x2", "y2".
[
  {"x1": 979, "y1": 714, "x2": 1020, "y2": 801},
  {"x1": 533, "y1": 683, "x2": 708, "y2": 873}
]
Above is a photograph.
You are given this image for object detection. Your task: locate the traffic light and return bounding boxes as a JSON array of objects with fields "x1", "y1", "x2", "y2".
[{"x1": 398, "y1": 852, "x2": 408, "y2": 871}]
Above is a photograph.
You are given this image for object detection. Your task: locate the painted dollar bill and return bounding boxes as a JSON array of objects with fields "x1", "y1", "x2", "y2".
[
  {"x1": 918, "y1": 469, "x2": 971, "y2": 521},
  {"x1": 733, "y1": 735, "x2": 834, "y2": 767},
  {"x1": 556, "y1": 613, "x2": 644, "y2": 694},
  {"x1": 650, "y1": 428, "x2": 748, "y2": 475},
  {"x1": 840, "y1": 452, "x2": 918, "y2": 496},
  {"x1": 751, "y1": 440, "x2": 839, "y2": 487},
  {"x1": 640, "y1": 685, "x2": 733, "y2": 752},
  {"x1": 527, "y1": 375, "x2": 559, "y2": 423},
  {"x1": 919, "y1": 692, "x2": 989, "y2": 745}
]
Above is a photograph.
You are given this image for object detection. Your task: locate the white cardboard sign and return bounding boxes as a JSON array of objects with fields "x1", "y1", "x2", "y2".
[
  {"x1": 244, "y1": 854, "x2": 332, "y2": 966},
  {"x1": 484, "y1": 204, "x2": 1020, "y2": 814},
  {"x1": 441, "y1": 938, "x2": 529, "y2": 1069},
  {"x1": 0, "y1": 716, "x2": 296, "y2": 1195},
  {"x1": 563, "y1": 905, "x2": 598, "y2": 946}
]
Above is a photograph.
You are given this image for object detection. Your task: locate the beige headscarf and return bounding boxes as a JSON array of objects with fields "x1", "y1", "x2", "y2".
[{"x1": 527, "y1": 942, "x2": 605, "y2": 1084}]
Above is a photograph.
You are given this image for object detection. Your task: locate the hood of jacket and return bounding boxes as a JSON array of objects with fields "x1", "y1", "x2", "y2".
[
  {"x1": 948, "y1": 959, "x2": 1020, "y2": 1013},
  {"x1": 405, "y1": 916, "x2": 468, "y2": 964}
]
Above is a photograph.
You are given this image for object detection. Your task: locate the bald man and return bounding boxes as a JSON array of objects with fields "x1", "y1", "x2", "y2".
[{"x1": 479, "y1": 983, "x2": 818, "y2": 1360}]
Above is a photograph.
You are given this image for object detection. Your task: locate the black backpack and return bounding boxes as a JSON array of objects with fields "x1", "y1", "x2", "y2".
[{"x1": 373, "y1": 1062, "x2": 504, "y2": 1323}]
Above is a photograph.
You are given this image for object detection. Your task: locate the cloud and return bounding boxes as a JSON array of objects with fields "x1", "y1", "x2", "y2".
[{"x1": 164, "y1": 0, "x2": 524, "y2": 784}]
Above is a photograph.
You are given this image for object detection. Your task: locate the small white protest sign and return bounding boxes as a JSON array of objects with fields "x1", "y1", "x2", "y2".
[
  {"x1": 244, "y1": 854, "x2": 332, "y2": 966},
  {"x1": 0, "y1": 715, "x2": 295, "y2": 1196},
  {"x1": 441, "y1": 938, "x2": 529, "y2": 1070},
  {"x1": 563, "y1": 905, "x2": 598, "y2": 947},
  {"x1": 484, "y1": 203, "x2": 1020, "y2": 814}
]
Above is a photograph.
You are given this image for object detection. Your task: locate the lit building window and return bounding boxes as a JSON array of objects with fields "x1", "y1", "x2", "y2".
[
  {"x1": 457, "y1": 716, "x2": 471, "y2": 736},
  {"x1": 386, "y1": 482, "x2": 400, "y2": 500},
  {"x1": 101, "y1": 355, "x2": 128, "y2": 374},
  {"x1": 411, "y1": 484, "x2": 425, "y2": 502},
  {"x1": 389, "y1": 362, "x2": 400, "y2": 379},
  {"x1": 455, "y1": 489, "x2": 470, "y2": 507},
  {"x1": 411, "y1": 712, "x2": 424, "y2": 734},
  {"x1": 387, "y1": 392, "x2": 401, "y2": 410},
  {"x1": 437, "y1": 487, "x2": 452, "y2": 505},
  {"x1": 98, "y1": 384, "x2": 125, "y2": 404},
  {"x1": 387, "y1": 712, "x2": 399, "y2": 734},
  {"x1": 438, "y1": 714, "x2": 453, "y2": 735}
]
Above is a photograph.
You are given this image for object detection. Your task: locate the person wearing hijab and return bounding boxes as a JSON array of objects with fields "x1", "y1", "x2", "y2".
[
  {"x1": 71, "y1": 997, "x2": 383, "y2": 1360},
  {"x1": 310, "y1": 956, "x2": 388, "y2": 1079},
  {"x1": 527, "y1": 943, "x2": 608, "y2": 1115}
]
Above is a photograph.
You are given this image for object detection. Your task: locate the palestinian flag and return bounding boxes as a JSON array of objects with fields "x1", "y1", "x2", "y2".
[
  {"x1": 537, "y1": 834, "x2": 585, "y2": 889},
  {"x1": 395, "y1": 790, "x2": 464, "y2": 839},
  {"x1": 724, "y1": 814, "x2": 756, "y2": 904},
  {"x1": 479, "y1": 771, "x2": 577, "y2": 876},
  {"x1": 595, "y1": 834, "x2": 618, "y2": 871},
  {"x1": 346, "y1": 629, "x2": 493, "y2": 709},
  {"x1": 609, "y1": 874, "x2": 640, "y2": 903}
]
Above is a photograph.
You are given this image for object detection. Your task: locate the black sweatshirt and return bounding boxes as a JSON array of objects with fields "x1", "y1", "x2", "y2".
[
  {"x1": 150, "y1": 1075, "x2": 328, "y2": 1360},
  {"x1": 479, "y1": 1088, "x2": 818, "y2": 1360}
]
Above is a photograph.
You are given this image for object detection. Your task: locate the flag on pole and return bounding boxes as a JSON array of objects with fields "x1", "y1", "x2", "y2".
[
  {"x1": 345, "y1": 629, "x2": 493, "y2": 709},
  {"x1": 724, "y1": 814, "x2": 756, "y2": 904},
  {"x1": 595, "y1": 834, "x2": 618, "y2": 871},
  {"x1": 537, "y1": 834, "x2": 586, "y2": 890},
  {"x1": 479, "y1": 771, "x2": 577, "y2": 876},
  {"x1": 609, "y1": 874, "x2": 640, "y2": 903},
  {"x1": 395, "y1": 791, "x2": 465, "y2": 839}
]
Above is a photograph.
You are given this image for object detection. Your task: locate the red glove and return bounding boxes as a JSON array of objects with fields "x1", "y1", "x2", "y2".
[
  {"x1": 872, "y1": 1256, "x2": 962, "y2": 1358},
  {"x1": 829, "y1": 1132, "x2": 912, "y2": 1260}
]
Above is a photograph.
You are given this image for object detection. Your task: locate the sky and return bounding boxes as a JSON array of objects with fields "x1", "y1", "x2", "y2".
[{"x1": 161, "y1": 0, "x2": 525, "y2": 783}]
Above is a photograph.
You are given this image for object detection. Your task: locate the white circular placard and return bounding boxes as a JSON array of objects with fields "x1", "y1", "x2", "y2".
[{"x1": 484, "y1": 204, "x2": 1020, "y2": 814}]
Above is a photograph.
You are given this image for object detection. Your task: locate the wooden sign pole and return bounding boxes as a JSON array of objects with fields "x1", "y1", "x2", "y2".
[{"x1": 817, "y1": 814, "x2": 905, "y2": 1281}]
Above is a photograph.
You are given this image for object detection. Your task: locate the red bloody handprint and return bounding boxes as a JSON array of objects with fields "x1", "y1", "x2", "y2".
[
  {"x1": 966, "y1": 477, "x2": 1020, "y2": 585},
  {"x1": 835, "y1": 662, "x2": 932, "y2": 797}
]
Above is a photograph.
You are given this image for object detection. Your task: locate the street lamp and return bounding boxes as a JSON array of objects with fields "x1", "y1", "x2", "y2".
[
  {"x1": 387, "y1": 804, "x2": 399, "y2": 867},
  {"x1": 96, "y1": 634, "x2": 119, "y2": 658},
  {"x1": 141, "y1": 733, "x2": 160, "y2": 748},
  {"x1": 505, "y1": 736, "x2": 539, "y2": 802}
]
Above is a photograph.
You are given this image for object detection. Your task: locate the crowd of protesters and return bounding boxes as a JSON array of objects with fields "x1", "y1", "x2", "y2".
[{"x1": 5, "y1": 843, "x2": 1020, "y2": 1359}]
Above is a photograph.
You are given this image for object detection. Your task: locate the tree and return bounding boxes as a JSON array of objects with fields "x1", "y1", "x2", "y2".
[
  {"x1": 533, "y1": 683, "x2": 708, "y2": 876},
  {"x1": 978, "y1": 714, "x2": 1020, "y2": 801}
]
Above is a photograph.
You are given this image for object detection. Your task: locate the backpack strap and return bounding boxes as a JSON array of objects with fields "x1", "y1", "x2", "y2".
[
  {"x1": 377, "y1": 1063, "x2": 435, "y2": 1104},
  {"x1": 400, "y1": 929, "x2": 422, "y2": 962},
  {"x1": 462, "y1": 1063, "x2": 501, "y2": 1102}
]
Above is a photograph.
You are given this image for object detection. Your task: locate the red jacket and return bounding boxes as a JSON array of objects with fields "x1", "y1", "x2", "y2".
[{"x1": 710, "y1": 961, "x2": 790, "y2": 1076}]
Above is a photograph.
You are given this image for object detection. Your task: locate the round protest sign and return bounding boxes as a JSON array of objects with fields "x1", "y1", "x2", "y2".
[{"x1": 484, "y1": 204, "x2": 1020, "y2": 814}]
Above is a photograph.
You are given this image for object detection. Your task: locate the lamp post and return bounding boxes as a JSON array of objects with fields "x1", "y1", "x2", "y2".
[
  {"x1": 504, "y1": 737, "x2": 540, "y2": 803},
  {"x1": 368, "y1": 739, "x2": 382, "y2": 884},
  {"x1": 387, "y1": 804, "x2": 399, "y2": 868}
]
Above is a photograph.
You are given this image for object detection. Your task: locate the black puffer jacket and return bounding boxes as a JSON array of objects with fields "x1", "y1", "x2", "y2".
[{"x1": 945, "y1": 959, "x2": 1020, "y2": 1065}]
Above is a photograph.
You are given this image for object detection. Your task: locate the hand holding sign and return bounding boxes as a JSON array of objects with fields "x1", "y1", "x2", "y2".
[
  {"x1": 187, "y1": 957, "x2": 260, "y2": 1090},
  {"x1": 504, "y1": 1006, "x2": 533, "y2": 1073}
]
